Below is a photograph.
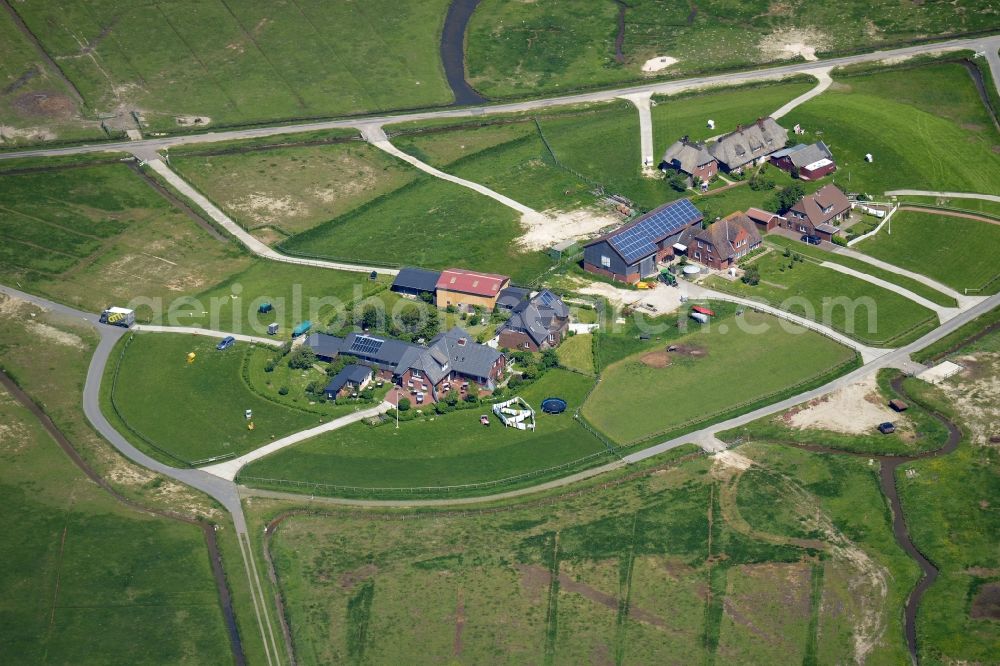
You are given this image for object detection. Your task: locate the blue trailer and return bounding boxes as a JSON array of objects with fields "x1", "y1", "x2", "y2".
[{"x1": 292, "y1": 321, "x2": 312, "y2": 337}]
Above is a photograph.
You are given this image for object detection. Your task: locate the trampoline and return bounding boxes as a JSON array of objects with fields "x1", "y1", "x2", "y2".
[{"x1": 541, "y1": 398, "x2": 567, "y2": 414}]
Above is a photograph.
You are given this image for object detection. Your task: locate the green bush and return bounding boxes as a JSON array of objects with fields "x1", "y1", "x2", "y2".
[
  {"x1": 287, "y1": 347, "x2": 317, "y2": 370},
  {"x1": 278, "y1": 386, "x2": 289, "y2": 396},
  {"x1": 398, "y1": 397, "x2": 411, "y2": 411},
  {"x1": 832, "y1": 235, "x2": 848, "y2": 247}
]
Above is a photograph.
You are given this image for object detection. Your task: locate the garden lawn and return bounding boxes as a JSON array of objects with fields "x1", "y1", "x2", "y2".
[
  {"x1": 703, "y1": 251, "x2": 938, "y2": 346},
  {"x1": 0, "y1": 161, "x2": 249, "y2": 315},
  {"x1": 784, "y1": 64, "x2": 1000, "y2": 196},
  {"x1": 182, "y1": 260, "x2": 391, "y2": 337},
  {"x1": 171, "y1": 141, "x2": 419, "y2": 241},
  {"x1": 240, "y1": 369, "x2": 605, "y2": 491},
  {"x1": 110, "y1": 333, "x2": 320, "y2": 464},
  {"x1": 10, "y1": 0, "x2": 452, "y2": 132},
  {"x1": 766, "y1": 236, "x2": 958, "y2": 307},
  {"x1": 0, "y1": 386, "x2": 231, "y2": 664},
  {"x1": 556, "y1": 333, "x2": 596, "y2": 374},
  {"x1": 582, "y1": 311, "x2": 857, "y2": 445},
  {"x1": 855, "y1": 210, "x2": 1000, "y2": 294},
  {"x1": 279, "y1": 175, "x2": 553, "y2": 283}
]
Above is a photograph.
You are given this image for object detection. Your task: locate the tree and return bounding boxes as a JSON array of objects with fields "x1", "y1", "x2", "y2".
[
  {"x1": 397, "y1": 397, "x2": 411, "y2": 412},
  {"x1": 666, "y1": 170, "x2": 688, "y2": 192},
  {"x1": 445, "y1": 389, "x2": 459, "y2": 406},
  {"x1": 771, "y1": 183, "x2": 805, "y2": 214},
  {"x1": 419, "y1": 291, "x2": 434, "y2": 304},
  {"x1": 749, "y1": 171, "x2": 775, "y2": 191},
  {"x1": 741, "y1": 265, "x2": 760, "y2": 286},
  {"x1": 357, "y1": 304, "x2": 380, "y2": 331},
  {"x1": 541, "y1": 348, "x2": 559, "y2": 369},
  {"x1": 287, "y1": 347, "x2": 317, "y2": 369}
]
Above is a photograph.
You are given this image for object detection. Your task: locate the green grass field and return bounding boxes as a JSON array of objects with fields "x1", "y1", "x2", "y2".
[
  {"x1": 703, "y1": 250, "x2": 939, "y2": 346},
  {"x1": 766, "y1": 236, "x2": 958, "y2": 308},
  {"x1": 240, "y1": 369, "x2": 606, "y2": 493},
  {"x1": 0, "y1": 10, "x2": 103, "y2": 145},
  {"x1": 556, "y1": 333, "x2": 595, "y2": 375},
  {"x1": 785, "y1": 64, "x2": 1000, "y2": 196},
  {"x1": 582, "y1": 311, "x2": 857, "y2": 445},
  {"x1": 8, "y1": 0, "x2": 452, "y2": 133},
  {"x1": 465, "y1": 0, "x2": 997, "y2": 99},
  {"x1": 651, "y1": 78, "x2": 815, "y2": 153},
  {"x1": 259, "y1": 440, "x2": 916, "y2": 664},
  {"x1": 279, "y1": 174, "x2": 553, "y2": 283},
  {"x1": 181, "y1": 261, "x2": 391, "y2": 336},
  {"x1": 897, "y1": 339, "x2": 1000, "y2": 663},
  {"x1": 171, "y1": 140, "x2": 419, "y2": 242},
  {"x1": 897, "y1": 196, "x2": 1000, "y2": 220},
  {"x1": 0, "y1": 161, "x2": 249, "y2": 315},
  {"x1": 109, "y1": 333, "x2": 323, "y2": 464},
  {"x1": 0, "y1": 386, "x2": 233, "y2": 663},
  {"x1": 855, "y1": 210, "x2": 1000, "y2": 294}
]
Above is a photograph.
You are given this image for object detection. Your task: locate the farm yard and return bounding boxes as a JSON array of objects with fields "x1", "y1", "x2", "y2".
[
  {"x1": 582, "y1": 310, "x2": 858, "y2": 445},
  {"x1": 0, "y1": 160, "x2": 249, "y2": 315},
  {"x1": 257, "y1": 440, "x2": 917, "y2": 664},
  {"x1": 702, "y1": 251, "x2": 939, "y2": 346},
  {"x1": 855, "y1": 210, "x2": 1000, "y2": 295},
  {"x1": 5, "y1": 0, "x2": 453, "y2": 134},
  {"x1": 240, "y1": 369, "x2": 607, "y2": 495}
]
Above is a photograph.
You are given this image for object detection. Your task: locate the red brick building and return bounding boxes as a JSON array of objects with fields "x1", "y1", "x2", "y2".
[
  {"x1": 660, "y1": 137, "x2": 718, "y2": 183},
  {"x1": 785, "y1": 184, "x2": 851, "y2": 241},
  {"x1": 678, "y1": 212, "x2": 762, "y2": 270},
  {"x1": 745, "y1": 207, "x2": 786, "y2": 232}
]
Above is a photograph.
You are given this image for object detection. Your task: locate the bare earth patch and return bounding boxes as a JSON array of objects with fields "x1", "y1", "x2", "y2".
[
  {"x1": 641, "y1": 56, "x2": 679, "y2": 73},
  {"x1": 938, "y1": 352, "x2": 1000, "y2": 446},
  {"x1": 640, "y1": 350, "x2": 672, "y2": 368},
  {"x1": 24, "y1": 320, "x2": 86, "y2": 350},
  {"x1": 518, "y1": 209, "x2": 619, "y2": 251},
  {"x1": 758, "y1": 29, "x2": 830, "y2": 62},
  {"x1": 230, "y1": 192, "x2": 303, "y2": 227},
  {"x1": 11, "y1": 91, "x2": 77, "y2": 120},
  {"x1": 786, "y1": 375, "x2": 899, "y2": 435},
  {"x1": 971, "y1": 582, "x2": 1000, "y2": 619},
  {"x1": 714, "y1": 449, "x2": 753, "y2": 471},
  {"x1": 175, "y1": 115, "x2": 212, "y2": 127}
]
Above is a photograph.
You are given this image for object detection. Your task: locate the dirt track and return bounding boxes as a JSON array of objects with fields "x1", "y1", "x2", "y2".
[{"x1": 898, "y1": 206, "x2": 1000, "y2": 226}]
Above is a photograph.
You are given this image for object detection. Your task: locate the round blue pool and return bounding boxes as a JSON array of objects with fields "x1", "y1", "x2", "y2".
[{"x1": 540, "y1": 397, "x2": 567, "y2": 414}]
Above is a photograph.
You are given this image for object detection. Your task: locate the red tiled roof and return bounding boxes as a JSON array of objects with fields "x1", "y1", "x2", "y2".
[
  {"x1": 745, "y1": 207, "x2": 785, "y2": 225},
  {"x1": 692, "y1": 305, "x2": 715, "y2": 316},
  {"x1": 436, "y1": 268, "x2": 510, "y2": 297}
]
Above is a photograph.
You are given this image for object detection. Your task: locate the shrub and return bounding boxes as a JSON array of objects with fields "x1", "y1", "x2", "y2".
[
  {"x1": 741, "y1": 265, "x2": 760, "y2": 286},
  {"x1": 666, "y1": 170, "x2": 688, "y2": 192},
  {"x1": 541, "y1": 349, "x2": 559, "y2": 369},
  {"x1": 278, "y1": 386, "x2": 289, "y2": 396},
  {"x1": 463, "y1": 393, "x2": 478, "y2": 404},
  {"x1": 264, "y1": 360, "x2": 276, "y2": 373},
  {"x1": 434, "y1": 401, "x2": 448, "y2": 414},
  {"x1": 398, "y1": 397, "x2": 411, "y2": 411},
  {"x1": 287, "y1": 347, "x2": 317, "y2": 370},
  {"x1": 832, "y1": 235, "x2": 848, "y2": 247},
  {"x1": 446, "y1": 304, "x2": 457, "y2": 314},
  {"x1": 419, "y1": 291, "x2": 434, "y2": 304},
  {"x1": 445, "y1": 390, "x2": 459, "y2": 406}
]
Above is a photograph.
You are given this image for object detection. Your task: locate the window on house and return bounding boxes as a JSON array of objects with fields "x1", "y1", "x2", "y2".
[
  {"x1": 600, "y1": 255, "x2": 611, "y2": 268},
  {"x1": 694, "y1": 251, "x2": 701, "y2": 259}
]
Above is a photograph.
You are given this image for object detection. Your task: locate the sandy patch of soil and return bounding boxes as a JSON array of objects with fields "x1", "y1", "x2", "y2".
[
  {"x1": 0, "y1": 124, "x2": 57, "y2": 143},
  {"x1": 759, "y1": 29, "x2": 830, "y2": 62},
  {"x1": 577, "y1": 281, "x2": 643, "y2": 308},
  {"x1": 518, "y1": 208, "x2": 619, "y2": 251},
  {"x1": 11, "y1": 91, "x2": 77, "y2": 120},
  {"x1": 0, "y1": 421, "x2": 30, "y2": 454},
  {"x1": 249, "y1": 226, "x2": 287, "y2": 247},
  {"x1": 938, "y1": 352, "x2": 1000, "y2": 446},
  {"x1": 714, "y1": 449, "x2": 753, "y2": 471},
  {"x1": 25, "y1": 320, "x2": 86, "y2": 350},
  {"x1": 175, "y1": 115, "x2": 212, "y2": 127},
  {"x1": 107, "y1": 464, "x2": 155, "y2": 486},
  {"x1": 641, "y1": 56, "x2": 678, "y2": 73},
  {"x1": 0, "y1": 294, "x2": 27, "y2": 316},
  {"x1": 786, "y1": 375, "x2": 898, "y2": 435},
  {"x1": 640, "y1": 350, "x2": 671, "y2": 368}
]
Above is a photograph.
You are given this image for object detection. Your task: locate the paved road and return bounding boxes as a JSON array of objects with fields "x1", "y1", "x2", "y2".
[
  {"x1": 133, "y1": 324, "x2": 283, "y2": 347},
  {"x1": 886, "y1": 189, "x2": 1000, "y2": 203},
  {"x1": 618, "y1": 92, "x2": 654, "y2": 168},
  {"x1": 818, "y1": 261, "x2": 959, "y2": 321},
  {"x1": 148, "y1": 159, "x2": 399, "y2": 276},
  {"x1": 2, "y1": 35, "x2": 996, "y2": 163}
]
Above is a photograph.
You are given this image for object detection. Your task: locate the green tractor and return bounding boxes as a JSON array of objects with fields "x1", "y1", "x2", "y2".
[{"x1": 659, "y1": 268, "x2": 677, "y2": 287}]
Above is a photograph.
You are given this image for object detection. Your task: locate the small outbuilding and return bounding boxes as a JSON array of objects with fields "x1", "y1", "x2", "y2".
[
  {"x1": 889, "y1": 399, "x2": 908, "y2": 412},
  {"x1": 324, "y1": 364, "x2": 373, "y2": 399},
  {"x1": 391, "y1": 267, "x2": 442, "y2": 299}
]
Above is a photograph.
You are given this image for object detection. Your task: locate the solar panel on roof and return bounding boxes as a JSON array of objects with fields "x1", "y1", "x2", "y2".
[
  {"x1": 349, "y1": 336, "x2": 384, "y2": 356},
  {"x1": 538, "y1": 291, "x2": 557, "y2": 307},
  {"x1": 607, "y1": 199, "x2": 702, "y2": 264}
]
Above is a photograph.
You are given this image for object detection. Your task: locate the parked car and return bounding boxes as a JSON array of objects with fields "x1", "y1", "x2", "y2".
[
  {"x1": 877, "y1": 422, "x2": 895, "y2": 435},
  {"x1": 801, "y1": 234, "x2": 821, "y2": 245},
  {"x1": 217, "y1": 335, "x2": 236, "y2": 351}
]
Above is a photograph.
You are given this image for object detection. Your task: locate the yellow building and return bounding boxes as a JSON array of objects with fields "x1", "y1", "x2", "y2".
[{"x1": 435, "y1": 268, "x2": 510, "y2": 312}]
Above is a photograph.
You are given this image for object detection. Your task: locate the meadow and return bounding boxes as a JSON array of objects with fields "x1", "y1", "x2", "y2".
[
  {"x1": 702, "y1": 250, "x2": 939, "y2": 346},
  {"x1": 0, "y1": 161, "x2": 249, "y2": 316},
  {"x1": 258, "y1": 440, "x2": 916, "y2": 664},
  {"x1": 240, "y1": 369, "x2": 607, "y2": 494},
  {"x1": 109, "y1": 333, "x2": 322, "y2": 464},
  {"x1": 0, "y1": 296, "x2": 253, "y2": 663},
  {"x1": 181, "y1": 261, "x2": 391, "y2": 337},
  {"x1": 784, "y1": 63, "x2": 1000, "y2": 196},
  {"x1": 555, "y1": 333, "x2": 595, "y2": 375},
  {"x1": 279, "y1": 174, "x2": 553, "y2": 283},
  {"x1": 9, "y1": 0, "x2": 452, "y2": 132},
  {"x1": 855, "y1": 210, "x2": 1000, "y2": 294},
  {"x1": 465, "y1": 0, "x2": 998, "y2": 99},
  {"x1": 766, "y1": 236, "x2": 958, "y2": 308},
  {"x1": 581, "y1": 310, "x2": 857, "y2": 445},
  {"x1": 171, "y1": 140, "x2": 419, "y2": 242}
]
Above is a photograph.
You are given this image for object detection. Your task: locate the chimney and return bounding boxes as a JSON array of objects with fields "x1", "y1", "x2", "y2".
[{"x1": 756, "y1": 117, "x2": 766, "y2": 128}]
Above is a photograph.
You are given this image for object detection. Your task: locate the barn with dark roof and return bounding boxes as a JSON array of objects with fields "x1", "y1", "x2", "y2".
[{"x1": 582, "y1": 199, "x2": 703, "y2": 283}]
